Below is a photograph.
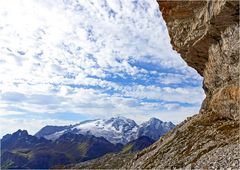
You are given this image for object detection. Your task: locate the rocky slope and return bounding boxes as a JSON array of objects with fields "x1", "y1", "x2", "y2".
[
  {"x1": 126, "y1": 0, "x2": 239, "y2": 169},
  {"x1": 54, "y1": 153, "x2": 134, "y2": 169}
]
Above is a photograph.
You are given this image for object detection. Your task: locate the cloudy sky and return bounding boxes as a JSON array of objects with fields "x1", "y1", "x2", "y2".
[{"x1": 0, "y1": 0, "x2": 205, "y2": 137}]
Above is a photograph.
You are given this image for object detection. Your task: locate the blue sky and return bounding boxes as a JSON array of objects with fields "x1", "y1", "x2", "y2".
[{"x1": 0, "y1": 0, "x2": 205, "y2": 137}]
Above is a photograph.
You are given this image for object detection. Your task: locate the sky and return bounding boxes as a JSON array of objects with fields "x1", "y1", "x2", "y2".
[{"x1": 0, "y1": 0, "x2": 205, "y2": 137}]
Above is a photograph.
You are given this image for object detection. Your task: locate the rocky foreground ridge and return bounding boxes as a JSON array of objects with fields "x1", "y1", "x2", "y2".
[{"x1": 126, "y1": 0, "x2": 239, "y2": 169}]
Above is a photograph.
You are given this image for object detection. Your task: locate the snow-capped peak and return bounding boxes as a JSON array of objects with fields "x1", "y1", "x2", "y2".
[
  {"x1": 35, "y1": 116, "x2": 175, "y2": 144},
  {"x1": 149, "y1": 117, "x2": 163, "y2": 123},
  {"x1": 70, "y1": 117, "x2": 138, "y2": 144},
  {"x1": 137, "y1": 118, "x2": 175, "y2": 140},
  {"x1": 104, "y1": 116, "x2": 138, "y2": 133}
]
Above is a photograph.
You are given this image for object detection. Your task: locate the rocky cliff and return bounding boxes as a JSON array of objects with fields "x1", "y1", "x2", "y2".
[
  {"x1": 127, "y1": 0, "x2": 239, "y2": 169},
  {"x1": 159, "y1": 0, "x2": 239, "y2": 121}
]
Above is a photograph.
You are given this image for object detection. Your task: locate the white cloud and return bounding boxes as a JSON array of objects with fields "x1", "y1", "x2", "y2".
[
  {"x1": 0, "y1": 0, "x2": 205, "y2": 136},
  {"x1": 122, "y1": 85, "x2": 205, "y2": 104},
  {"x1": 0, "y1": 117, "x2": 78, "y2": 138},
  {"x1": 125, "y1": 106, "x2": 200, "y2": 124},
  {"x1": 157, "y1": 72, "x2": 201, "y2": 85},
  {"x1": 0, "y1": 0, "x2": 189, "y2": 84}
]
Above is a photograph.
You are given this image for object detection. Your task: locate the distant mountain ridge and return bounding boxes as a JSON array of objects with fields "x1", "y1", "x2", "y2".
[
  {"x1": 1, "y1": 129, "x2": 159, "y2": 169},
  {"x1": 1, "y1": 117, "x2": 175, "y2": 169},
  {"x1": 1, "y1": 130, "x2": 120, "y2": 169},
  {"x1": 35, "y1": 116, "x2": 175, "y2": 144},
  {"x1": 121, "y1": 136, "x2": 155, "y2": 154}
]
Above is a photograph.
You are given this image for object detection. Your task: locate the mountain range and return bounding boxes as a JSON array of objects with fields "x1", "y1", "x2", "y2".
[
  {"x1": 35, "y1": 116, "x2": 175, "y2": 144},
  {"x1": 1, "y1": 117, "x2": 175, "y2": 169},
  {"x1": 1, "y1": 130, "x2": 119, "y2": 169}
]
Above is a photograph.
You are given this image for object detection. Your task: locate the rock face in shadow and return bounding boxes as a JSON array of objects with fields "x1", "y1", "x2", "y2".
[{"x1": 126, "y1": 0, "x2": 239, "y2": 169}]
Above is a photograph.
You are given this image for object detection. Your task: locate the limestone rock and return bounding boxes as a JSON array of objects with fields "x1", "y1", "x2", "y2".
[
  {"x1": 158, "y1": 0, "x2": 239, "y2": 76},
  {"x1": 203, "y1": 24, "x2": 240, "y2": 120}
]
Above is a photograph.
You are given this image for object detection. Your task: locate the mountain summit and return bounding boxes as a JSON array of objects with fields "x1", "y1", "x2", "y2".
[
  {"x1": 35, "y1": 117, "x2": 175, "y2": 144},
  {"x1": 137, "y1": 118, "x2": 175, "y2": 140}
]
